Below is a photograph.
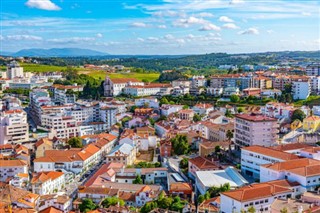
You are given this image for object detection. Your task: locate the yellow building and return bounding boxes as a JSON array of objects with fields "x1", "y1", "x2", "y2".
[
  {"x1": 303, "y1": 116, "x2": 320, "y2": 132},
  {"x1": 35, "y1": 138, "x2": 53, "y2": 158},
  {"x1": 291, "y1": 119, "x2": 302, "y2": 131}
]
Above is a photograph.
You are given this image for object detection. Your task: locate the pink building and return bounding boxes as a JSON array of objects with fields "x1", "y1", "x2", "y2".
[{"x1": 234, "y1": 113, "x2": 279, "y2": 149}]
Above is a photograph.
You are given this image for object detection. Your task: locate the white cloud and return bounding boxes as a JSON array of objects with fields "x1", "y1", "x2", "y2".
[
  {"x1": 164, "y1": 34, "x2": 174, "y2": 40},
  {"x1": 130, "y1": 22, "x2": 149, "y2": 28},
  {"x1": 173, "y1": 16, "x2": 209, "y2": 27},
  {"x1": 267, "y1": 30, "x2": 274, "y2": 34},
  {"x1": 0, "y1": 35, "x2": 4, "y2": 41},
  {"x1": 48, "y1": 37, "x2": 95, "y2": 43},
  {"x1": 147, "y1": 37, "x2": 159, "y2": 42},
  {"x1": 158, "y1": 25, "x2": 167, "y2": 29},
  {"x1": 238, "y1": 27, "x2": 259, "y2": 35},
  {"x1": 96, "y1": 33, "x2": 103, "y2": 38},
  {"x1": 302, "y1": 12, "x2": 311, "y2": 16},
  {"x1": 6, "y1": 35, "x2": 43, "y2": 41},
  {"x1": 196, "y1": 12, "x2": 214, "y2": 18},
  {"x1": 219, "y1": 16, "x2": 234, "y2": 23},
  {"x1": 137, "y1": 38, "x2": 144, "y2": 42},
  {"x1": 25, "y1": 0, "x2": 61, "y2": 11},
  {"x1": 222, "y1": 23, "x2": 239, "y2": 29},
  {"x1": 199, "y1": 23, "x2": 221, "y2": 31},
  {"x1": 230, "y1": 0, "x2": 244, "y2": 4},
  {"x1": 152, "y1": 10, "x2": 186, "y2": 18}
]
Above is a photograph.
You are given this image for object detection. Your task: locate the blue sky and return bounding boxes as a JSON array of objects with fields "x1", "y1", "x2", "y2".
[{"x1": 0, "y1": 0, "x2": 319, "y2": 54}]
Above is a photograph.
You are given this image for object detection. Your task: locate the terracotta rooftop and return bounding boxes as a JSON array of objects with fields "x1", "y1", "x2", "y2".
[
  {"x1": 221, "y1": 180, "x2": 299, "y2": 202},
  {"x1": 0, "y1": 159, "x2": 27, "y2": 167},
  {"x1": 169, "y1": 182, "x2": 192, "y2": 192},
  {"x1": 235, "y1": 113, "x2": 277, "y2": 122},
  {"x1": 242, "y1": 145, "x2": 300, "y2": 161},
  {"x1": 271, "y1": 143, "x2": 311, "y2": 152},
  {"x1": 31, "y1": 171, "x2": 64, "y2": 184},
  {"x1": 189, "y1": 156, "x2": 219, "y2": 170},
  {"x1": 110, "y1": 78, "x2": 141, "y2": 83},
  {"x1": 39, "y1": 207, "x2": 63, "y2": 213}
]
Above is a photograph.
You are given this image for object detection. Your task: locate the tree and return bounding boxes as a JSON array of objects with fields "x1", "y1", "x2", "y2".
[
  {"x1": 284, "y1": 84, "x2": 292, "y2": 94},
  {"x1": 230, "y1": 94, "x2": 240, "y2": 103},
  {"x1": 68, "y1": 137, "x2": 83, "y2": 148},
  {"x1": 247, "y1": 206, "x2": 256, "y2": 213},
  {"x1": 79, "y1": 198, "x2": 97, "y2": 213},
  {"x1": 160, "y1": 97, "x2": 169, "y2": 105},
  {"x1": 237, "y1": 107, "x2": 244, "y2": 113},
  {"x1": 215, "y1": 146, "x2": 221, "y2": 153},
  {"x1": 101, "y1": 196, "x2": 125, "y2": 208},
  {"x1": 179, "y1": 158, "x2": 188, "y2": 169},
  {"x1": 226, "y1": 130, "x2": 234, "y2": 141},
  {"x1": 141, "y1": 201, "x2": 157, "y2": 213},
  {"x1": 158, "y1": 196, "x2": 173, "y2": 209},
  {"x1": 193, "y1": 114, "x2": 202, "y2": 122},
  {"x1": 225, "y1": 109, "x2": 233, "y2": 118},
  {"x1": 183, "y1": 105, "x2": 189, "y2": 109},
  {"x1": 280, "y1": 207, "x2": 288, "y2": 213},
  {"x1": 208, "y1": 183, "x2": 231, "y2": 197},
  {"x1": 197, "y1": 195, "x2": 205, "y2": 204},
  {"x1": 171, "y1": 135, "x2": 190, "y2": 155},
  {"x1": 133, "y1": 174, "x2": 143, "y2": 184},
  {"x1": 291, "y1": 109, "x2": 306, "y2": 122}
]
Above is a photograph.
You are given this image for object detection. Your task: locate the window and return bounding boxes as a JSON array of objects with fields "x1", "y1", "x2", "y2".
[{"x1": 265, "y1": 199, "x2": 268, "y2": 202}]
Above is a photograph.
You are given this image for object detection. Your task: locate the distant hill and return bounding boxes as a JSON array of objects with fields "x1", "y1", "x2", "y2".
[{"x1": 12, "y1": 48, "x2": 109, "y2": 57}]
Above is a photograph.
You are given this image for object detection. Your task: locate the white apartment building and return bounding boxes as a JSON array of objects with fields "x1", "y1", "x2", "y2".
[
  {"x1": 220, "y1": 180, "x2": 301, "y2": 213},
  {"x1": 261, "y1": 102, "x2": 295, "y2": 119},
  {"x1": 6, "y1": 61, "x2": 24, "y2": 79},
  {"x1": 54, "y1": 89, "x2": 76, "y2": 105},
  {"x1": 260, "y1": 158, "x2": 320, "y2": 191},
  {"x1": 0, "y1": 159, "x2": 28, "y2": 182},
  {"x1": 103, "y1": 77, "x2": 144, "y2": 96},
  {"x1": 191, "y1": 75, "x2": 207, "y2": 88},
  {"x1": 41, "y1": 114, "x2": 79, "y2": 138},
  {"x1": 135, "y1": 98, "x2": 160, "y2": 108},
  {"x1": 105, "y1": 143, "x2": 136, "y2": 166},
  {"x1": 31, "y1": 171, "x2": 65, "y2": 195},
  {"x1": 310, "y1": 76, "x2": 320, "y2": 95},
  {"x1": 172, "y1": 79, "x2": 191, "y2": 88},
  {"x1": 234, "y1": 113, "x2": 279, "y2": 149},
  {"x1": 122, "y1": 84, "x2": 171, "y2": 97},
  {"x1": 0, "y1": 110, "x2": 29, "y2": 145},
  {"x1": 29, "y1": 89, "x2": 52, "y2": 125},
  {"x1": 99, "y1": 106, "x2": 117, "y2": 130},
  {"x1": 292, "y1": 78, "x2": 311, "y2": 100},
  {"x1": 38, "y1": 194, "x2": 72, "y2": 213},
  {"x1": 34, "y1": 144, "x2": 101, "y2": 175},
  {"x1": 241, "y1": 146, "x2": 299, "y2": 179},
  {"x1": 192, "y1": 103, "x2": 214, "y2": 116},
  {"x1": 306, "y1": 63, "x2": 320, "y2": 76},
  {"x1": 160, "y1": 104, "x2": 183, "y2": 116}
]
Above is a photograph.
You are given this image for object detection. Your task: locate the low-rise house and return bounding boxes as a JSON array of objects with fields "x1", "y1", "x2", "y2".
[
  {"x1": 188, "y1": 156, "x2": 220, "y2": 180},
  {"x1": 10, "y1": 173, "x2": 29, "y2": 188},
  {"x1": 135, "y1": 98, "x2": 160, "y2": 109},
  {"x1": 0, "y1": 185, "x2": 40, "y2": 211},
  {"x1": 31, "y1": 171, "x2": 65, "y2": 195},
  {"x1": 34, "y1": 144, "x2": 101, "y2": 175},
  {"x1": 178, "y1": 109, "x2": 194, "y2": 121},
  {"x1": 303, "y1": 116, "x2": 320, "y2": 132},
  {"x1": 270, "y1": 198, "x2": 320, "y2": 213},
  {"x1": 160, "y1": 104, "x2": 183, "y2": 117},
  {"x1": 192, "y1": 103, "x2": 214, "y2": 116},
  {"x1": 242, "y1": 88, "x2": 261, "y2": 96},
  {"x1": 169, "y1": 182, "x2": 193, "y2": 200},
  {"x1": 105, "y1": 143, "x2": 136, "y2": 166},
  {"x1": 0, "y1": 159, "x2": 28, "y2": 182},
  {"x1": 78, "y1": 182, "x2": 162, "y2": 207},
  {"x1": 155, "y1": 121, "x2": 172, "y2": 138},
  {"x1": 220, "y1": 180, "x2": 301, "y2": 213},
  {"x1": 260, "y1": 158, "x2": 320, "y2": 191},
  {"x1": 301, "y1": 191, "x2": 320, "y2": 206},
  {"x1": 35, "y1": 138, "x2": 54, "y2": 158},
  {"x1": 160, "y1": 140, "x2": 172, "y2": 157},
  {"x1": 241, "y1": 145, "x2": 300, "y2": 179},
  {"x1": 195, "y1": 166, "x2": 248, "y2": 195},
  {"x1": 199, "y1": 140, "x2": 231, "y2": 158},
  {"x1": 198, "y1": 197, "x2": 220, "y2": 213},
  {"x1": 300, "y1": 147, "x2": 320, "y2": 160},
  {"x1": 291, "y1": 119, "x2": 303, "y2": 130},
  {"x1": 38, "y1": 194, "x2": 72, "y2": 213}
]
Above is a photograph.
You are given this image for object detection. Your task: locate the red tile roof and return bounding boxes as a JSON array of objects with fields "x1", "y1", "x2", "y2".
[{"x1": 242, "y1": 145, "x2": 300, "y2": 161}]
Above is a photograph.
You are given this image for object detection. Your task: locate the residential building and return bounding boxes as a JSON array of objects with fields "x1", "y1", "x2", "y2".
[
  {"x1": 242, "y1": 88, "x2": 261, "y2": 96},
  {"x1": 220, "y1": 180, "x2": 301, "y2": 213},
  {"x1": 123, "y1": 83, "x2": 171, "y2": 97},
  {"x1": 34, "y1": 144, "x2": 101, "y2": 175},
  {"x1": 192, "y1": 103, "x2": 214, "y2": 116},
  {"x1": 103, "y1": 77, "x2": 144, "y2": 96},
  {"x1": 195, "y1": 167, "x2": 248, "y2": 195},
  {"x1": 241, "y1": 145, "x2": 299, "y2": 179},
  {"x1": 0, "y1": 109, "x2": 29, "y2": 145},
  {"x1": 169, "y1": 183, "x2": 193, "y2": 200},
  {"x1": 54, "y1": 89, "x2": 76, "y2": 105},
  {"x1": 6, "y1": 61, "x2": 24, "y2": 79},
  {"x1": 234, "y1": 113, "x2": 279, "y2": 149},
  {"x1": 105, "y1": 143, "x2": 136, "y2": 166},
  {"x1": 0, "y1": 185, "x2": 40, "y2": 211},
  {"x1": 191, "y1": 75, "x2": 207, "y2": 88},
  {"x1": 292, "y1": 77, "x2": 311, "y2": 100},
  {"x1": 135, "y1": 98, "x2": 160, "y2": 108},
  {"x1": 172, "y1": 79, "x2": 191, "y2": 88},
  {"x1": 35, "y1": 138, "x2": 54, "y2": 158},
  {"x1": 253, "y1": 76, "x2": 272, "y2": 89},
  {"x1": 38, "y1": 194, "x2": 72, "y2": 213},
  {"x1": 188, "y1": 156, "x2": 219, "y2": 180},
  {"x1": 0, "y1": 159, "x2": 28, "y2": 182},
  {"x1": 99, "y1": 106, "x2": 117, "y2": 130},
  {"x1": 178, "y1": 109, "x2": 194, "y2": 121},
  {"x1": 303, "y1": 116, "x2": 320, "y2": 132},
  {"x1": 306, "y1": 63, "x2": 320, "y2": 76},
  {"x1": 260, "y1": 158, "x2": 320, "y2": 191},
  {"x1": 271, "y1": 198, "x2": 320, "y2": 213},
  {"x1": 31, "y1": 171, "x2": 65, "y2": 195},
  {"x1": 29, "y1": 89, "x2": 52, "y2": 126},
  {"x1": 310, "y1": 76, "x2": 320, "y2": 94},
  {"x1": 160, "y1": 140, "x2": 172, "y2": 157},
  {"x1": 160, "y1": 104, "x2": 183, "y2": 116},
  {"x1": 78, "y1": 182, "x2": 162, "y2": 207}
]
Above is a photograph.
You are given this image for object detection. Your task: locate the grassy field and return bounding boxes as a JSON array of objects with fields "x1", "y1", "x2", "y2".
[
  {"x1": 83, "y1": 70, "x2": 160, "y2": 82},
  {"x1": 1, "y1": 63, "x2": 160, "y2": 82}
]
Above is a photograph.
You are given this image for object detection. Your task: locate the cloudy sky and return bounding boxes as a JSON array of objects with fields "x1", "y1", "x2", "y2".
[{"x1": 0, "y1": 0, "x2": 319, "y2": 54}]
